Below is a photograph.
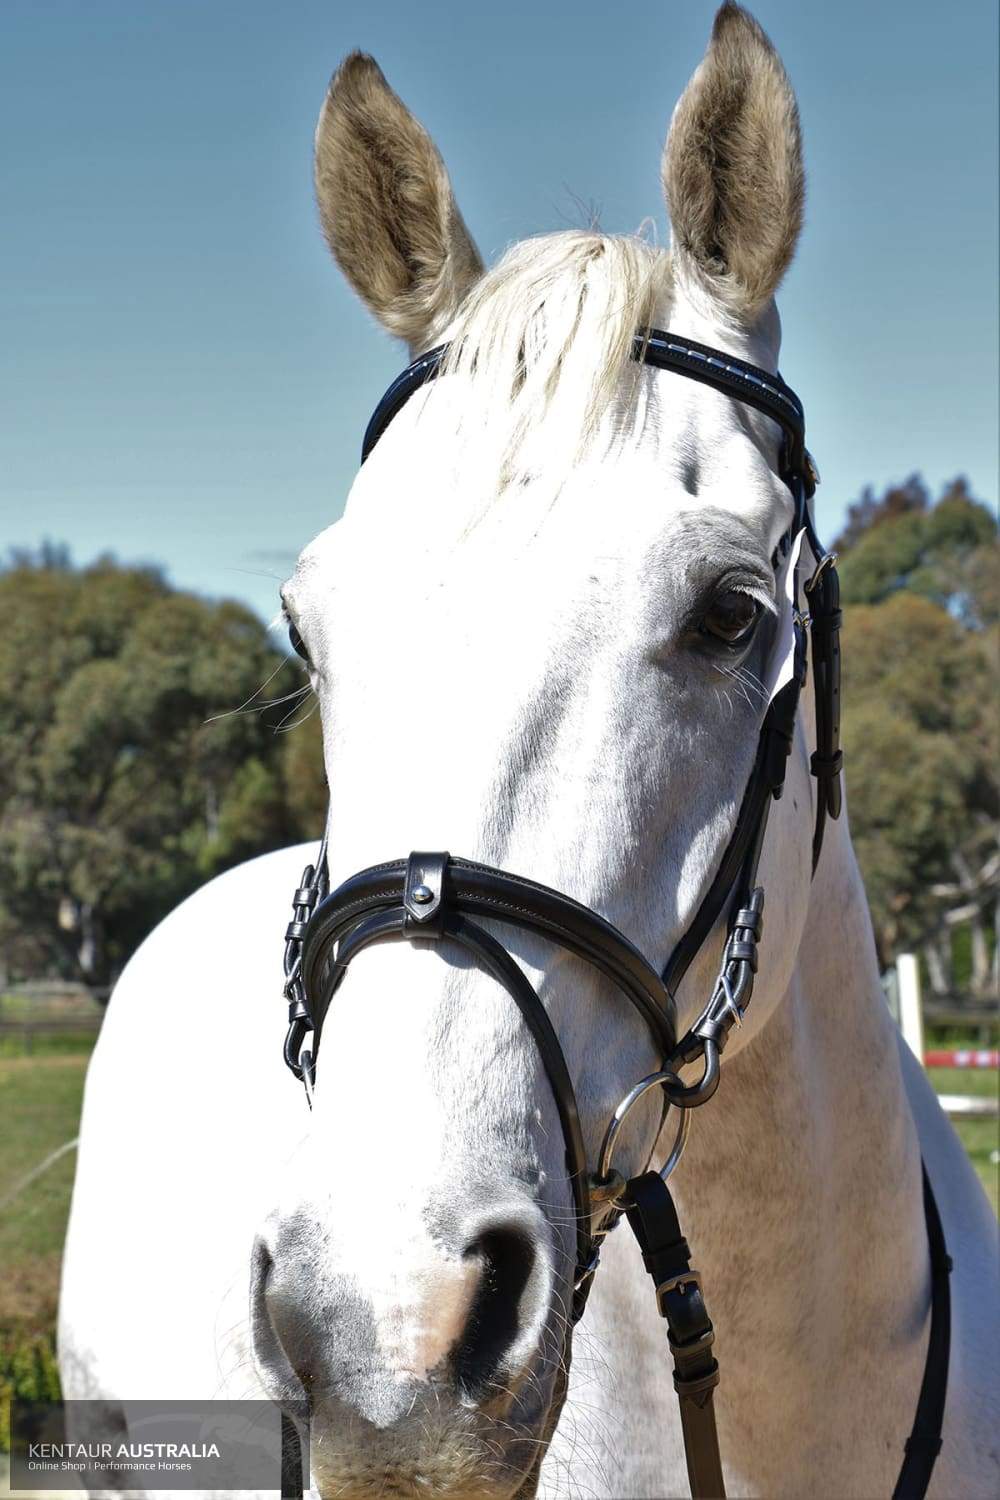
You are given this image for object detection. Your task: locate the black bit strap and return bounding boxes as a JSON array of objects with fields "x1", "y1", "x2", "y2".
[{"x1": 626, "y1": 1172, "x2": 726, "y2": 1499}]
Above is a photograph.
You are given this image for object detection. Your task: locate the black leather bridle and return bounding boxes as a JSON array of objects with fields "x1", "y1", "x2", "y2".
[{"x1": 276, "y1": 331, "x2": 950, "y2": 1500}]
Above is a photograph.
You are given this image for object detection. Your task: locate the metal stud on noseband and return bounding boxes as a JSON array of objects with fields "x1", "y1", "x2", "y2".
[{"x1": 277, "y1": 329, "x2": 949, "y2": 1500}]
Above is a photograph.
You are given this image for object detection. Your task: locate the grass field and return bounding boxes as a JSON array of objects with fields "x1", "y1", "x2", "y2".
[
  {"x1": 0, "y1": 1046, "x2": 89, "y2": 1451},
  {"x1": 0, "y1": 1053, "x2": 88, "y2": 1336},
  {"x1": 926, "y1": 1063, "x2": 999, "y2": 1212}
]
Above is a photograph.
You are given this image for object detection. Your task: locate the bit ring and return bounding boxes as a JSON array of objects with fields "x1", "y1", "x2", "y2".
[{"x1": 596, "y1": 1069, "x2": 691, "y2": 1188}]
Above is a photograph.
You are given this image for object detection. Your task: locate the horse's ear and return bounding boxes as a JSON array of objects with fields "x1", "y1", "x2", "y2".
[
  {"x1": 315, "y1": 53, "x2": 483, "y2": 352},
  {"x1": 662, "y1": 3, "x2": 804, "y2": 322}
]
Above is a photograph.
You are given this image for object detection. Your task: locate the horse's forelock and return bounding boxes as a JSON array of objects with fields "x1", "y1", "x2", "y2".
[{"x1": 431, "y1": 230, "x2": 671, "y2": 509}]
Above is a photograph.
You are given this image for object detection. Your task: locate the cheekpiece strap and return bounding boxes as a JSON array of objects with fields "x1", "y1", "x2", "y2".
[{"x1": 805, "y1": 555, "x2": 844, "y2": 872}]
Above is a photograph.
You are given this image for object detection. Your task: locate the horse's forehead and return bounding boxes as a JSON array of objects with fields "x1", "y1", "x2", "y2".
[
  {"x1": 292, "y1": 384, "x2": 788, "y2": 624},
  {"x1": 316, "y1": 496, "x2": 774, "y2": 608}
]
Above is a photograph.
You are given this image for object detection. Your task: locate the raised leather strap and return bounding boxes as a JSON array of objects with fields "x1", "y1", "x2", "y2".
[
  {"x1": 805, "y1": 560, "x2": 843, "y2": 873},
  {"x1": 302, "y1": 855, "x2": 677, "y2": 1058},
  {"x1": 638, "y1": 331, "x2": 810, "y2": 505},
  {"x1": 662, "y1": 637, "x2": 806, "y2": 1003},
  {"x1": 361, "y1": 330, "x2": 812, "y2": 495},
  {"x1": 626, "y1": 1172, "x2": 726, "y2": 1499},
  {"x1": 892, "y1": 1164, "x2": 952, "y2": 1500},
  {"x1": 361, "y1": 344, "x2": 446, "y2": 461}
]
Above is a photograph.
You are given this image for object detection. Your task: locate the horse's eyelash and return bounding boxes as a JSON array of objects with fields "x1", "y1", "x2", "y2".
[
  {"x1": 704, "y1": 575, "x2": 777, "y2": 617},
  {"x1": 734, "y1": 583, "x2": 778, "y2": 616}
]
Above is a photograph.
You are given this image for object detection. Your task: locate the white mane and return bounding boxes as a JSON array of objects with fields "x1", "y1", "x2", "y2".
[{"x1": 437, "y1": 231, "x2": 670, "y2": 497}]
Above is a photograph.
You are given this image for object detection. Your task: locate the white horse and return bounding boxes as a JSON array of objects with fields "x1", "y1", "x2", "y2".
[{"x1": 59, "y1": 6, "x2": 997, "y2": 1497}]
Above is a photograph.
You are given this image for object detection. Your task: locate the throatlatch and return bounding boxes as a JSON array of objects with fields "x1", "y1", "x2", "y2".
[{"x1": 278, "y1": 328, "x2": 949, "y2": 1500}]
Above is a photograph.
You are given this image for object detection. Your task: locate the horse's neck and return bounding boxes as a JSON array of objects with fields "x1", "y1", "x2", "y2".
[
  {"x1": 560, "y1": 823, "x2": 930, "y2": 1496},
  {"x1": 685, "y1": 815, "x2": 924, "y2": 1275}
]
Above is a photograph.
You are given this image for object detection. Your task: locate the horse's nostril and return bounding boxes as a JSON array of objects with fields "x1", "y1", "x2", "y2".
[
  {"x1": 452, "y1": 1216, "x2": 545, "y2": 1396},
  {"x1": 251, "y1": 1236, "x2": 314, "y2": 1403}
]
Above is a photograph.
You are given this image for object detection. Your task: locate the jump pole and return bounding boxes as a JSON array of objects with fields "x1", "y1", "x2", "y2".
[{"x1": 896, "y1": 953, "x2": 925, "y2": 1064}]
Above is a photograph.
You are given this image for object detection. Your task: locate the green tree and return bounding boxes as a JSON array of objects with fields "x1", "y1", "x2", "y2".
[
  {"x1": 838, "y1": 480, "x2": 998, "y2": 982},
  {"x1": 0, "y1": 551, "x2": 321, "y2": 984},
  {"x1": 834, "y1": 473, "x2": 929, "y2": 553},
  {"x1": 837, "y1": 475, "x2": 996, "y2": 624},
  {"x1": 281, "y1": 705, "x2": 327, "y2": 839}
]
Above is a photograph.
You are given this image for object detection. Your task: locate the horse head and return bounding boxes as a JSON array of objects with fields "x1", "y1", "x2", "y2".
[{"x1": 252, "y1": 8, "x2": 815, "y2": 1495}]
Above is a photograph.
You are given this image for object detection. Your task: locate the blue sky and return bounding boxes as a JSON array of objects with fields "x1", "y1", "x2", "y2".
[{"x1": 3, "y1": 0, "x2": 997, "y2": 623}]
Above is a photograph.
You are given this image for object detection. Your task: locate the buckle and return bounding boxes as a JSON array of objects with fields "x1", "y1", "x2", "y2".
[
  {"x1": 805, "y1": 550, "x2": 837, "y2": 595},
  {"x1": 655, "y1": 1268, "x2": 702, "y2": 1318}
]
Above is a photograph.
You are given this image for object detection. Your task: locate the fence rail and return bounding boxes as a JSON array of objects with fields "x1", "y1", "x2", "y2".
[
  {"x1": 0, "y1": 1017, "x2": 102, "y2": 1053},
  {"x1": 924, "y1": 1049, "x2": 999, "y2": 1069},
  {"x1": 888, "y1": 955, "x2": 998, "y2": 1121},
  {"x1": 922, "y1": 1001, "x2": 997, "y2": 1036},
  {"x1": 2, "y1": 979, "x2": 110, "y2": 1004}
]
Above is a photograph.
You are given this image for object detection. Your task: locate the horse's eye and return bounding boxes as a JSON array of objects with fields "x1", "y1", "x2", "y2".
[
  {"x1": 288, "y1": 620, "x2": 311, "y2": 664},
  {"x1": 701, "y1": 591, "x2": 761, "y2": 645}
]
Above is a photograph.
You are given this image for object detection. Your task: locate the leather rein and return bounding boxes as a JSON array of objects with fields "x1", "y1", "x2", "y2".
[{"x1": 277, "y1": 331, "x2": 950, "y2": 1500}]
